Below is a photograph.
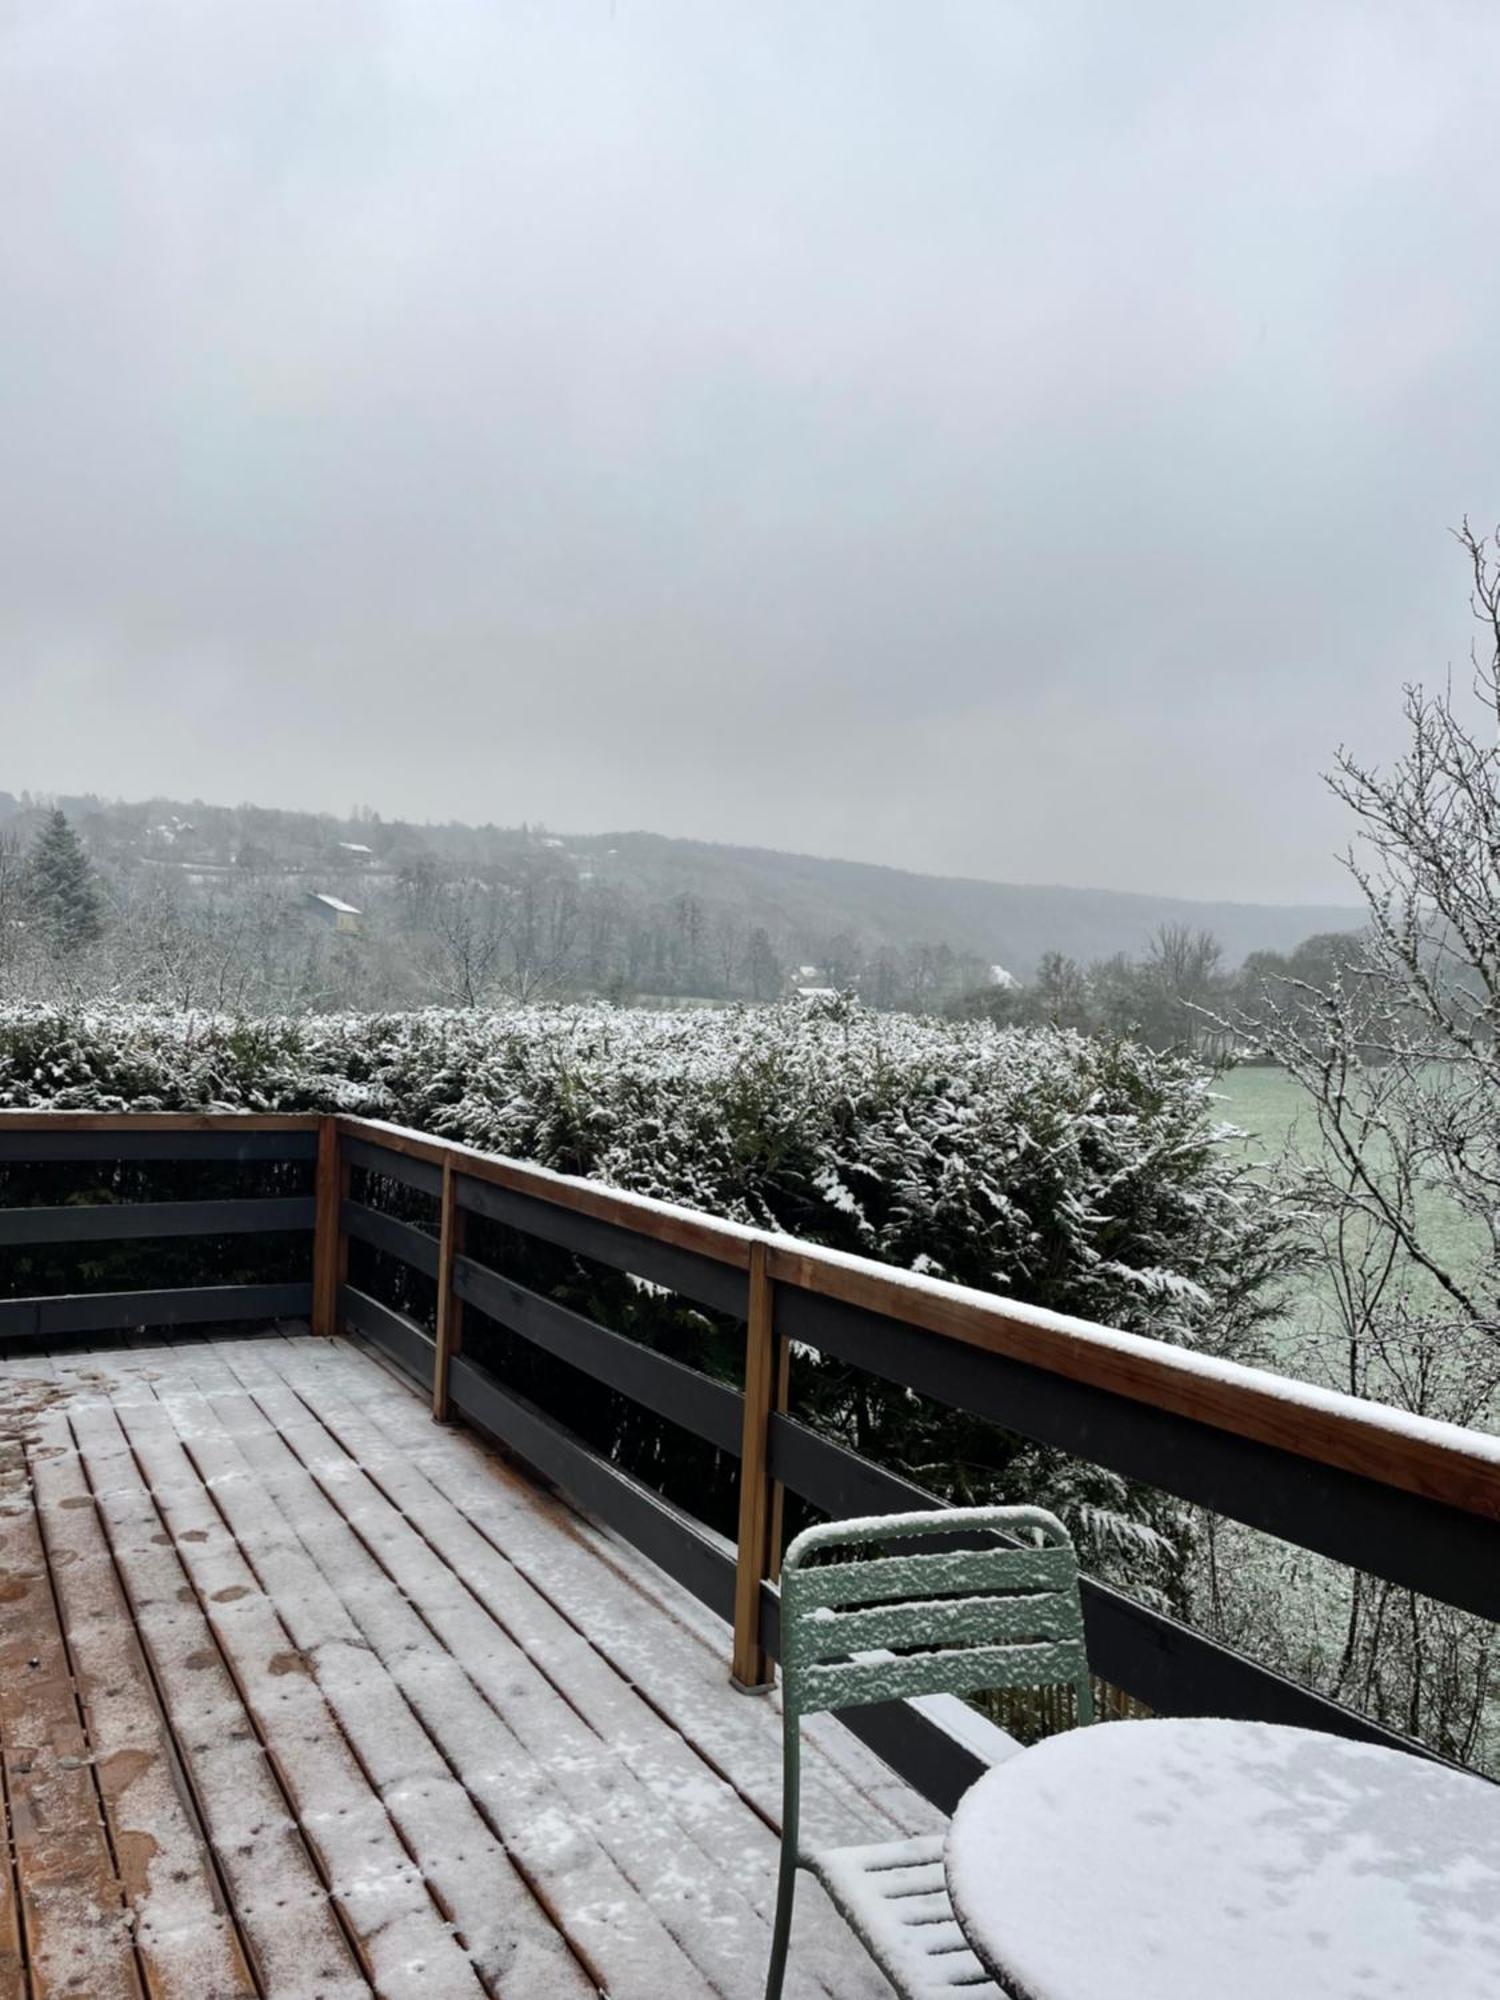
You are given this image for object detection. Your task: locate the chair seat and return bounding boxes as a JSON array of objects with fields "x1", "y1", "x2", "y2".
[{"x1": 808, "y1": 1834, "x2": 1003, "y2": 1996}]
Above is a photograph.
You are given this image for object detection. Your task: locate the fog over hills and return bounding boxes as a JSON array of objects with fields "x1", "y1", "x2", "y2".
[
  {"x1": 576, "y1": 832, "x2": 1362, "y2": 975},
  {"x1": 1, "y1": 790, "x2": 1361, "y2": 978}
]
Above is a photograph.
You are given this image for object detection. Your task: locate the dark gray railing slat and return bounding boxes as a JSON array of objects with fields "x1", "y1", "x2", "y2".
[
  {"x1": 0, "y1": 1197, "x2": 315, "y2": 1246},
  {"x1": 0, "y1": 1130, "x2": 316, "y2": 1163},
  {"x1": 778, "y1": 1288, "x2": 1500, "y2": 1624},
  {"x1": 818, "y1": 1696, "x2": 986, "y2": 1814},
  {"x1": 342, "y1": 1137, "x2": 444, "y2": 1200},
  {"x1": 455, "y1": 1175, "x2": 748, "y2": 1317},
  {"x1": 0, "y1": 1282, "x2": 313, "y2": 1339},
  {"x1": 453, "y1": 1253, "x2": 744, "y2": 1454},
  {"x1": 446, "y1": 1350, "x2": 988, "y2": 1809},
  {"x1": 447, "y1": 1353, "x2": 738, "y2": 1621},
  {"x1": 340, "y1": 1200, "x2": 441, "y2": 1279},
  {"x1": 765, "y1": 1413, "x2": 1438, "y2": 1761},
  {"x1": 339, "y1": 1284, "x2": 435, "y2": 1381}
]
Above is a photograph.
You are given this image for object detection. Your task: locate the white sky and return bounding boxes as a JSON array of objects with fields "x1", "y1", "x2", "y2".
[{"x1": 3, "y1": 1, "x2": 1498, "y2": 900}]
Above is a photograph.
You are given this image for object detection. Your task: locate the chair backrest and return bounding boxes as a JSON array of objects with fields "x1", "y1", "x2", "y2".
[{"x1": 778, "y1": 1505, "x2": 1094, "y2": 1728}]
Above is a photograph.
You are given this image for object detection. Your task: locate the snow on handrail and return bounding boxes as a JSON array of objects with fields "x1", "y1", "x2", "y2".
[
  {"x1": 333, "y1": 1113, "x2": 1500, "y2": 1523},
  {"x1": 0, "y1": 1108, "x2": 1494, "y2": 1523}
]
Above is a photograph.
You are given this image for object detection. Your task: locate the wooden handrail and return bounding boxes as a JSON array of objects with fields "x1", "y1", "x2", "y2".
[
  {"x1": 0, "y1": 1111, "x2": 319, "y2": 1130},
  {"x1": 331, "y1": 1114, "x2": 1500, "y2": 1526},
  {"x1": 2, "y1": 1106, "x2": 1495, "y2": 1523},
  {"x1": 1, "y1": 1106, "x2": 1495, "y2": 1769},
  {"x1": 1, "y1": 1106, "x2": 1495, "y2": 1521},
  {"x1": 334, "y1": 1115, "x2": 758, "y2": 1269},
  {"x1": 762, "y1": 1243, "x2": 1500, "y2": 1522}
]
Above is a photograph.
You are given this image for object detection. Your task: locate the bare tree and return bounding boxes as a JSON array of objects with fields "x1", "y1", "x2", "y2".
[
  {"x1": 504, "y1": 862, "x2": 580, "y2": 1002},
  {"x1": 0, "y1": 831, "x2": 33, "y2": 995},
  {"x1": 419, "y1": 877, "x2": 510, "y2": 1007},
  {"x1": 1031, "y1": 950, "x2": 1092, "y2": 1030},
  {"x1": 742, "y1": 925, "x2": 783, "y2": 1001},
  {"x1": 1205, "y1": 524, "x2": 1500, "y2": 1764},
  {"x1": 819, "y1": 929, "x2": 864, "y2": 992},
  {"x1": 709, "y1": 908, "x2": 743, "y2": 994},
  {"x1": 1255, "y1": 521, "x2": 1500, "y2": 1335}
]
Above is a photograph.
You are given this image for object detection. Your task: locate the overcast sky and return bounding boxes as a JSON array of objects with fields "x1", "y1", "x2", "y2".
[{"x1": 3, "y1": 2, "x2": 1497, "y2": 902}]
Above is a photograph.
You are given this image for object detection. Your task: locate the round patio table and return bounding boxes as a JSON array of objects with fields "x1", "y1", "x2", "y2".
[{"x1": 944, "y1": 1718, "x2": 1500, "y2": 2000}]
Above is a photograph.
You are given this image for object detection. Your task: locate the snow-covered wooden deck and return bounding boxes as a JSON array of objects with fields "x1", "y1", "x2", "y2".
[{"x1": 0, "y1": 1331, "x2": 936, "y2": 2000}]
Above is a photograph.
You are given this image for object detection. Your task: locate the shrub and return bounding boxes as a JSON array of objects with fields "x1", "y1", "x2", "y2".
[{"x1": 0, "y1": 996, "x2": 1295, "y2": 1598}]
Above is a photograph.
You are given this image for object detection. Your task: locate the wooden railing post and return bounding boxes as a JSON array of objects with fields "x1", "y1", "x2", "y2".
[
  {"x1": 311, "y1": 1117, "x2": 344, "y2": 1337},
  {"x1": 732, "y1": 1240, "x2": 783, "y2": 1690},
  {"x1": 432, "y1": 1159, "x2": 464, "y2": 1422},
  {"x1": 767, "y1": 1329, "x2": 791, "y2": 1586}
]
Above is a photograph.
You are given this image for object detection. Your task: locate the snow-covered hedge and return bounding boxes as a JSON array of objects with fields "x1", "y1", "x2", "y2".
[
  {"x1": 1, "y1": 996, "x2": 1305, "y2": 1619},
  {"x1": 0, "y1": 995, "x2": 1284, "y2": 1346}
]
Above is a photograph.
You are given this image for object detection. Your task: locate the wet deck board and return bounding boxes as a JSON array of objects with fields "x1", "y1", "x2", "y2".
[
  {"x1": 0, "y1": 1333, "x2": 936, "y2": 1999},
  {"x1": 0, "y1": 1429, "x2": 140, "y2": 2000}
]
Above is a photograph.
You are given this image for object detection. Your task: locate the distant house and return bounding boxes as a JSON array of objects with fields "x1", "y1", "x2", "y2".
[
  {"x1": 149, "y1": 817, "x2": 195, "y2": 845},
  {"x1": 337, "y1": 841, "x2": 374, "y2": 861},
  {"x1": 307, "y1": 892, "x2": 362, "y2": 936}
]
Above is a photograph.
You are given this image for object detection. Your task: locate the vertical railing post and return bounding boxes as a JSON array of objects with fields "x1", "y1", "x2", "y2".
[
  {"x1": 732, "y1": 1240, "x2": 783, "y2": 1690},
  {"x1": 767, "y1": 1330, "x2": 791, "y2": 1585},
  {"x1": 432, "y1": 1158, "x2": 464, "y2": 1422},
  {"x1": 311, "y1": 1116, "x2": 344, "y2": 1338}
]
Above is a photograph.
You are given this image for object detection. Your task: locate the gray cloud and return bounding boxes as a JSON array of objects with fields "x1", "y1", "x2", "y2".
[{"x1": 3, "y1": 0, "x2": 1497, "y2": 900}]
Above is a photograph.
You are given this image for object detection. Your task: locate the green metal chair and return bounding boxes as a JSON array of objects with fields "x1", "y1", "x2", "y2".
[{"x1": 763, "y1": 1505, "x2": 1093, "y2": 2000}]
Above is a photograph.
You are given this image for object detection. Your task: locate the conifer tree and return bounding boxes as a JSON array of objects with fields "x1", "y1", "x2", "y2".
[{"x1": 28, "y1": 810, "x2": 102, "y2": 951}]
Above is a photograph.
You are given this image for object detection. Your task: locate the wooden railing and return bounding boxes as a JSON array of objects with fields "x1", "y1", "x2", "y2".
[
  {"x1": 0, "y1": 1112, "x2": 320, "y2": 1337},
  {"x1": 2, "y1": 1108, "x2": 1497, "y2": 1807}
]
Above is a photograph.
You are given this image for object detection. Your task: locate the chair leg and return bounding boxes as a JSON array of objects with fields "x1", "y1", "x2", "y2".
[{"x1": 763, "y1": 1842, "x2": 799, "y2": 2000}]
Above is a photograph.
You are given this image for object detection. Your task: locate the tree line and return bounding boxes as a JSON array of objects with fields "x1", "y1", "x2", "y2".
[
  {"x1": 3, "y1": 797, "x2": 1357, "y2": 1038},
  {"x1": 0, "y1": 806, "x2": 1040, "y2": 1016},
  {"x1": 946, "y1": 923, "x2": 1367, "y2": 1055}
]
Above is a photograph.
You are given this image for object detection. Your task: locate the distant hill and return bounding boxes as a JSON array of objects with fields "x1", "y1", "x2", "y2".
[
  {"x1": 0, "y1": 789, "x2": 1361, "y2": 977},
  {"x1": 564, "y1": 832, "x2": 1363, "y2": 977}
]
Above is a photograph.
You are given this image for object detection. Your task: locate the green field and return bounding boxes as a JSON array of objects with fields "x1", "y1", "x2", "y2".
[
  {"x1": 1211, "y1": 1065, "x2": 1488, "y2": 1384},
  {"x1": 1210, "y1": 1064, "x2": 1315, "y2": 1160}
]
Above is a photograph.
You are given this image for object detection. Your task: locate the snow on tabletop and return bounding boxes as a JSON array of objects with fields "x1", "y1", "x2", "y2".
[{"x1": 945, "y1": 1717, "x2": 1500, "y2": 2000}]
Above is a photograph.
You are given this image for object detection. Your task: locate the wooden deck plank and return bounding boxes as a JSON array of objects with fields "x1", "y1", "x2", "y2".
[
  {"x1": 0, "y1": 1748, "x2": 23, "y2": 2000},
  {"x1": 181, "y1": 1351, "x2": 855, "y2": 2000},
  {"x1": 50, "y1": 1392, "x2": 374, "y2": 2000},
  {"x1": 141, "y1": 1355, "x2": 718, "y2": 2000},
  {"x1": 71, "y1": 1387, "x2": 492, "y2": 2000},
  {"x1": 217, "y1": 1341, "x2": 890, "y2": 2000},
  {"x1": 127, "y1": 1356, "x2": 599, "y2": 2000},
  {"x1": 0, "y1": 1425, "x2": 141, "y2": 2000},
  {"x1": 53, "y1": 1367, "x2": 476, "y2": 2000},
  {"x1": 0, "y1": 1372, "x2": 34, "y2": 2000},
  {"x1": 0, "y1": 1334, "x2": 945, "y2": 2000},
  {"x1": 25, "y1": 1423, "x2": 258, "y2": 1998},
  {"x1": 279, "y1": 1336, "x2": 939, "y2": 1843}
]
